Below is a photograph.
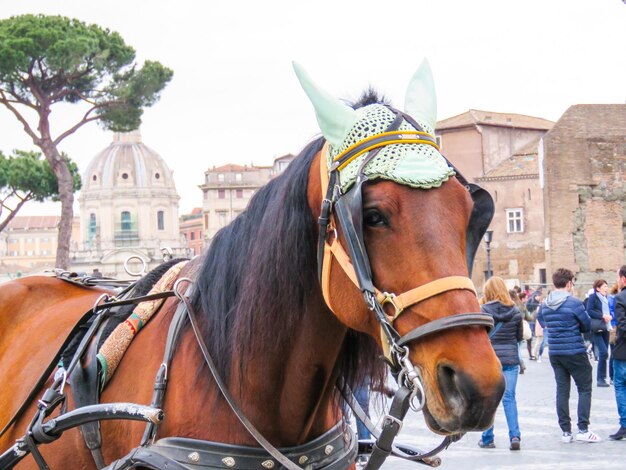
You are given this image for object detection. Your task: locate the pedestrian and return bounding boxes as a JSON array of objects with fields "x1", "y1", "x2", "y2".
[
  {"x1": 586, "y1": 279, "x2": 612, "y2": 387},
  {"x1": 511, "y1": 289, "x2": 528, "y2": 374},
  {"x1": 533, "y1": 319, "x2": 547, "y2": 363},
  {"x1": 518, "y1": 291, "x2": 536, "y2": 360},
  {"x1": 537, "y1": 268, "x2": 600, "y2": 443},
  {"x1": 478, "y1": 276, "x2": 523, "y2": 451},
  {"x1": 609, "y1": 283, "x2": 619, "y2": 384},
  {"x1": 609, "y1": 266, "x2": 626, "y2": 440}
]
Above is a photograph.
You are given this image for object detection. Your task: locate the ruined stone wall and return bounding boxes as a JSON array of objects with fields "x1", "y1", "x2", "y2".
[{"x1": 543, "y1": 104, "x2": 626, "y2": 288}]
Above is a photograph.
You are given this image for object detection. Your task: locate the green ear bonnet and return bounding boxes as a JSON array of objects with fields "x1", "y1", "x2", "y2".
[{"x1": 293, "y1": 60, "x2": 455, "y2": 193}]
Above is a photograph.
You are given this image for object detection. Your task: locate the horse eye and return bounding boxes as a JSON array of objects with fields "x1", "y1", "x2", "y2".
[{"x1": 363, "y1": 209, "x2": 388, "y2": 227}]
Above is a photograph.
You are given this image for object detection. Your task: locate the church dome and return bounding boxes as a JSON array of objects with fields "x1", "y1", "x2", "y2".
[{"x1": 82, "y1": 130, "x2": 176, "y2": 192}]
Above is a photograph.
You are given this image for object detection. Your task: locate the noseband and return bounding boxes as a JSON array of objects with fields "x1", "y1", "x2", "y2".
[{"x1": 316, "y1": 108, "x2": 494, "y2": 405}]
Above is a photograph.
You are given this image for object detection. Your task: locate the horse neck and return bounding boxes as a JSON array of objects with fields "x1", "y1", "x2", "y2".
[{"x1": 231, "y1": 297, "x2": 348, "y2": 445}]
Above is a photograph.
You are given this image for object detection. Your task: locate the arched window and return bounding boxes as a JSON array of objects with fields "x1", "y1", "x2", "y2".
[
  {"x1": 88, "y1": 213, "x2": 97, "y2": 240},
  {"x1": 121, "y1": 211, "x2": 132, "y2": 232},
  {"x1": 157, "y1": 211, "x2": 165, "y2": 230}
]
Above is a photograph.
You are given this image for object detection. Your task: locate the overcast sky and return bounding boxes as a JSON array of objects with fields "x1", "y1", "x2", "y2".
[{"x1": 2, "y1": 0, "x2": 625, "y2": 215}]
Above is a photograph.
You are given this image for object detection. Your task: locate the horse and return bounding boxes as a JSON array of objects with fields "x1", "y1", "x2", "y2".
[{"x1": 0, "y1": 61, "x2": 505, "y2": 469}]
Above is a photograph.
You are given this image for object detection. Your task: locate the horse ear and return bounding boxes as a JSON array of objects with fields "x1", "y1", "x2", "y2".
[
  {"x1": 292, "y1": 62, "x2": 357, "y2": 147},
  {"x1": 404, "y1": 59, "x2": 437, "y2": 132}
]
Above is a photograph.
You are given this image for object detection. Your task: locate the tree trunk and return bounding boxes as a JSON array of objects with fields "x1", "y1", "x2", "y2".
[{"x1": 39, "y1": 139, "x2": 73, "y2": 270}]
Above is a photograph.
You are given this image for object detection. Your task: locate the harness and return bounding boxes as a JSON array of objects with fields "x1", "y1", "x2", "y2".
[{"x1": 0, "y1": 110, "x2": 495, "y2": 470}]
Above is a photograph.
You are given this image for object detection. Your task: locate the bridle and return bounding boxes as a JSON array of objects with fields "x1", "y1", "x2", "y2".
[{"x1": 316, "y1": 106, "x2": 495, "y2": 408}]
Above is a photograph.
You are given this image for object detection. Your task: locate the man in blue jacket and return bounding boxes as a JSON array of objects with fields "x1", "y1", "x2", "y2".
[{"x1": 538, "y1": 268, "x2": 600, "y2": 443}]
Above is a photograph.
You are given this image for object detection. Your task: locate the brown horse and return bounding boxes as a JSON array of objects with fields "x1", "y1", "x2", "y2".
[{"x1": 0, "y1": 66, "x2": 504, "y2": 469}]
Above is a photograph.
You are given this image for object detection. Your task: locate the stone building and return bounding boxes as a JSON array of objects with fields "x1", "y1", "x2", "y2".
[
  {"x1": 542, "y1": 104, "x2": 626, "y2": 292},
  {"x1": 72, "y1": 130, "x2": 187, "y2": 276},
  {"x1": 436, "y1": 109, "x2": 554, "y2": 183},
  {"x1": 436, "y1": 110, "x2": 553, "y2": 288},
  {"x1": 475, "y1": 140, "x2": 547, "y2": 288},
  {"x1": 0, "y1": 216, "x2": 60, "y2": 277},
  {"x1": 200, "y1": 154, "x2": 295, "y2": 242}
]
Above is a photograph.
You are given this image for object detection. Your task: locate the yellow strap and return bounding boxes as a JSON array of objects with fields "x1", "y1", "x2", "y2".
[
  {"x1": 333, "y1": 130, "x2": 439, "y2": 163},
  {"x1": 337, "y1": 139, "x2": 440, "y2": 171},
  {"x1": 376, "y1": 276, "x2": 476, "y2": 321}
]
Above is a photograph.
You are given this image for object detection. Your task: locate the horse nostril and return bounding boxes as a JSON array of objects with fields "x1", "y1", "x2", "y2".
[{"x1": 437, "y1": 365, "x2": 466, "y2": 412}]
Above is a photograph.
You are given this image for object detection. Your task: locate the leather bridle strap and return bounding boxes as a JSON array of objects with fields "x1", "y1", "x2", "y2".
[
  {"x1": 318, "y1": 142, "x2": 479, "y2": 330},
  {"x1": 397, "y1": 313, "x2": 495, "y2": 348},
  {"x1": 179, "y1": 289, "x2": 306, "y2": 470},
  {"x1": 376, "y1": 276, "x2": 476, "y2": 321}
]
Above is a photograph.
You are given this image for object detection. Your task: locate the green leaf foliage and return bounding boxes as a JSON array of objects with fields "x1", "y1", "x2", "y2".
[
  {"x1": 0, "y1": 14, "x2": 172, "y2": 130},
  {"x1": 0, "y1": 150, "x2": 81, "y2": 202}
]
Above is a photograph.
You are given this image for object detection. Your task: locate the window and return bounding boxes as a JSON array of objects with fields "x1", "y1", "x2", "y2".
[
  {"x1": 236, "y1": 189, "x2": 243, "y2": 198},
  {"x1": 217, "y1": 211, "x2": 228, "y2": 228},
  {"x1": 435, "y1": 135, "x2": 443, "y2": 148},
  {"x1": 235, "y1": 173, "x2": 243, "y2": 181},
  {"x1": 218, "y1": 173, "x2": 225, "y2": 182},
  {"x1": 121, "y1": 211, "x2": 132, "y2": 231},
  {"x1": 190, "y1": 232, "x2": 195, "y2": 240},
  {"x1": 218, "y1": 189, "x2": 226, "y2": 199},
  {"x1": 506, "y1": 208, "x2": 524, "y2": 233},
  {"x1": 88, "y1": 213, "x2": 97, "y2": 240},
  {"x1": 157, "y1": 211, "x2": 165, "y2": 230}
]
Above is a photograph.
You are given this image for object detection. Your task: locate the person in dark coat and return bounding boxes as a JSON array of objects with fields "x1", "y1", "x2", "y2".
[
  {"x1": 586, "y1": 279, "x2": 612, "y2": 387},
  {"x1": 478, "y1": 276, "x2": 523, "y2": 451},
  {"x1": 537, "y1": 268, "x2": 600, "y2": 443},
  {"x1": 609, "y1": 266, "x2": 626, "y2": 440}
]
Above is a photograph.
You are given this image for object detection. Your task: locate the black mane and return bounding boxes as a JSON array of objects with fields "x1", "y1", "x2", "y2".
[{"x1": 193, "y1": 132, "x2": 386, "y2": 401}]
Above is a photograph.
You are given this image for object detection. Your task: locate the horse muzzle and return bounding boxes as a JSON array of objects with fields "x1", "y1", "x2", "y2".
[{"x1": 421, "y1": 361, "x2": 505, "y2": 434}]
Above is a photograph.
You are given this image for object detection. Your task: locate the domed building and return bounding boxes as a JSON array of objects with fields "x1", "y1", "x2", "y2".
[{"x1": 71, "y1": 130, "x2": 187, "y2": 276}]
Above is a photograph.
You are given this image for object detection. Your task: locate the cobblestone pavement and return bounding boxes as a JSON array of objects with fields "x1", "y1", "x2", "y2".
[{"x1": 358, "y1": 350, "x2": 625, "y2": 469}]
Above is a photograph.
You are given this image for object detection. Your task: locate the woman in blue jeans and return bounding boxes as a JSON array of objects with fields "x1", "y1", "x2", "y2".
[
  {"x1": 587, "y1": 279, "x2": 612, "y2": 386},
  {"x1": 478, "y1": 276, "x2": 524, "y2": 450}
]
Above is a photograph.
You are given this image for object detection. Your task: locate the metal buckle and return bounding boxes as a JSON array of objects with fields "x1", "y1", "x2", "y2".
[
  {"x1": 173, "y1": 277, "x2": 193, "y2": 301},
  {"x1": 395, "y1": 347, "x2": 426, "y2": 412},
  {"x1": 380, "y1": 292, "x2": 403, "y2": 320},
  {"x1": 382, "y1": 414, "x2": 403, "y2": 433}
]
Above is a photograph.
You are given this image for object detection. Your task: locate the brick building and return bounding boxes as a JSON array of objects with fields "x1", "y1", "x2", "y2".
[
  {"x1": 199, "y1": 154, "x2": 295, "y2": 242},
  {"x1": 542, "y1": 104, "x2": 626, "y2": 293},
  {"x1": 476, "y1": 140, "x2": 547, "y2": 288},
  {"x1": 436, "y1": 109, "x2": 553, "y2": 183},
  {"x1": 436, "y1": 110, "x2": 553, "y2": 289},
  {"x1": 179, "y1": 208, "x2": 204, "y2": 256}
]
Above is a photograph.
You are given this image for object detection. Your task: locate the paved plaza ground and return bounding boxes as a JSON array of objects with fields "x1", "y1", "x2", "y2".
[{"x1": 362, "y1": 349, "x2": 625, "y2": 469}]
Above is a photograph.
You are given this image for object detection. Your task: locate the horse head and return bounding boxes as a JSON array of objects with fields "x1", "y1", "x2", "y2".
[{"x1": 296, "y1": 61, "x2": 505, "y2": 435}]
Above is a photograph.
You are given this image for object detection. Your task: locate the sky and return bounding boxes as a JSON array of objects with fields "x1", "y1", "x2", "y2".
[{"x1": 1, "y1": 0, "x2": 625, "y2": 216}]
